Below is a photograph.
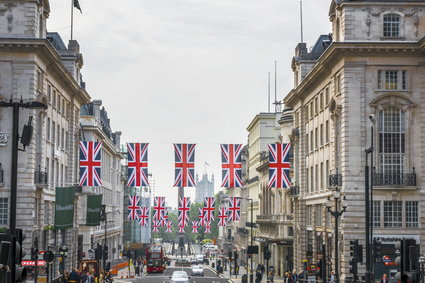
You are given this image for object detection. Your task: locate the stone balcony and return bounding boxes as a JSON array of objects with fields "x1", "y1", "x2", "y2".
[
  {"x1": 256, "y1": 214, "x2": 272, "y2": 224},
  {"x1": 34, "y1": 168, "x2": 48, "y2": 188}
]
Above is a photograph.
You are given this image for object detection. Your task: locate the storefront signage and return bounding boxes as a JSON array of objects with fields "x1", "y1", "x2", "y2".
[
  {"x1": 22, "y1": 260, "x2": 47, "y2": 267},
  {"x1": 373, "y1": 235, "x2": 420, "y2": 244}
]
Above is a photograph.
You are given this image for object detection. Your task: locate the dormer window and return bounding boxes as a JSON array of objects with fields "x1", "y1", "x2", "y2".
[{"x1": 383, "y1": 14, "x2": 400, "y2": 38}]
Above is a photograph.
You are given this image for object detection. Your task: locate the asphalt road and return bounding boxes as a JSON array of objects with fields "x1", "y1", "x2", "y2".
[{"x1": 136, "y1": 266, "x2": 229, "y2": 283}]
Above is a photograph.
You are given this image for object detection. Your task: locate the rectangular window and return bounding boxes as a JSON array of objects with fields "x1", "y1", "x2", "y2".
[
  {"x1": 51, "y1": 159, "x2": 55, "y2": 185},
  {"x1": 44, "y1": 202, "x2": 50, "y2": 225},
  {"x1": 310, "y1": 131, "x2": 313, "y2": 151},
  {"x1": 372, "y1": 201, "x2": 381, "y2": 228},
  {"x1": 406, "y1": 201, "x2": 418, "y2": 228},
  {"x1": 311, "y1": 166, "x2": 314, "y2": 193},
  {"x1": 325, "y1": 87, "x2": 329, "y2": 105},
  {"x1": 306, "y1": 133, "x2": 309, "y2": 152},
  {"x1": 383, "y1": 14, "x2": 400, "y2": 38},
  {"x1": 377, "y1": 70, "x2": 407, "y2": 90},
  {"x1": 55, "y1": 161, "x2": 59, "y2": 185},
  {"x1": 325, "y1": 121, "x2": 329, "y2": 143},
  {"x1": 315, "y1": 165, "x2": 318, "y2": 192},
  {"x1": 52, "y1": 122, "x2": 55, "y2": 144},
  {"x1": 315, "y1": 128, "x2": 318, "y2": 149},
  {"x1": 47, "y1": 85, "x2": 51, "y2": 103},
  {"x1": 319, "y1": 92, "x2": 323, "y2": 110},
  {"x1": 315, "y1": 97, "x2": 318, "y2": 115},
  {"x1": 58, "y1": 96, "x2": 61, "y2": 113},
  {"x1": 53, "y1": 90, "x2": 57, "y2": 108},
  {"x1": 307, "y1": 206, "x2": 312, "y2": 226},
  {"x1": 310, "y1": 102, "x2": 314, "y2": 118},
  {"x1": 326, "y1": 160, "x2": 329, "y2": 188},
  {"x1": 336, "y1": 75, "x2": 341, "y2": 93},
  {"x1": 0, "y1": 199, "x2": 8, "y2": 225},
  {"x1": 320, "y1": 162, "x2": 324, "y2": 190},
  {"x1": 320, "y1": 124, "x2": 323, "y2": 146},
  {"x1": 306, "y1": 168, "x2": 309, "y2": 193},
  {"x1": 384, "y1": 201, "x2": 402, "y2": 227},
  {"x1": 46, "y1": 118, "x2": 50, "y2": 141},
  {"x1": 57, "y1": 125, "x2": 60, "y2": 148},
  {"x1": 61, "y1": 128, "x2": 65, "y2": 150},
  {"x1": 315, "y1": 204, "x2": 322, "y2": 226},
  {"x1": 307, "y1": 230, "x2": 313, "y2": 253}
]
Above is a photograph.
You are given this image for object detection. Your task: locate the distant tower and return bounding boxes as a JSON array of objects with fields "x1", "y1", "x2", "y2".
[{"x1": 195, "y1": 172, "x2": 215, "y2": 203}]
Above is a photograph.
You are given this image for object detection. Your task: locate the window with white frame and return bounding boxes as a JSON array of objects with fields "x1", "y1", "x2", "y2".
[
  {"x1": 0, "y1": 198, "x2": 8, "y2": 225},
  {"x1": 383, "y1": 14, "x2": 400, "y2": 38},
  {"x1": 405, "y1": 201, "x2": 418, "y2": 228},
  {"x1": 384, "y1": 201, "x2": 402, "y2": 227},
  {"x1": 372, "y1": 201, "x2": 381, "y2": 228},
  {"x1": 315, "y1": 204, "x2": 322, "y2": 226},
  {"x1": 307, "y1": 206, "x2": 313, "y2": 226},
  {"x1": 377, "y1": 70, "x2": 407, "y2": 90},
  {"x1": 379, "y1": 107, "x2": 405, "y2": 176}
]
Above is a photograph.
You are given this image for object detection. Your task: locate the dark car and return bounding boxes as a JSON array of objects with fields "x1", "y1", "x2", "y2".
[{"x1": 175, "y1": 259, "x2": 191, "y2": 267}]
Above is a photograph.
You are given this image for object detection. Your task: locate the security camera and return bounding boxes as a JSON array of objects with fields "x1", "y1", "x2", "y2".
[{"x1": 369, "y1": 113, "x2": 375, "y2": 122}]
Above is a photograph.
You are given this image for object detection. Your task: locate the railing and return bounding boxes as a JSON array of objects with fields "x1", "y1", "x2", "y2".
[
  {"x1": 256, "y1": 215, "x2": 271, "y2": 222},
  {"x1": 237, "y1": 227, "x2": 249, "y2": 235},
  {"x1": 372, "y1": 168, "x2": 416, "y2": 186},
  {"x1": 34, "y1": 169, "x2": 48, "y2": 186},
  {"x1": 328, "y1": 172, "x2": 342, "y2": 187}
]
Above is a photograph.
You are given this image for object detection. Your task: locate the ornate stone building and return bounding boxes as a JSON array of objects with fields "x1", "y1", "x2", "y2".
[
  {"x1": 194, "y1": 172, "x2": 215, "y2": 203},
  {"x1": 0, "y1": 0, "x2": 91, "y2": 275},
  {"x1": 284, "y1": 0, "x2": 425, "y2": 281}
]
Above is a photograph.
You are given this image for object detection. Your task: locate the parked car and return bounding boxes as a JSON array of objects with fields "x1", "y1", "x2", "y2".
[
  {"x1": 191, "y1": 265, "x2": 204, "y2": 276},
  {"x1": 170, "y1": 271, "x2": 190, "y2": 283}
]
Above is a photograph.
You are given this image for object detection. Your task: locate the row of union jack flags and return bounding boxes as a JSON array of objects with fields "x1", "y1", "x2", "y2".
[
  {"x1": 79, "y1": 142, "x2": 291, "y2": 189},
  {"x1": 127, "y1": 196, "x2": 241, "y2": 233}
]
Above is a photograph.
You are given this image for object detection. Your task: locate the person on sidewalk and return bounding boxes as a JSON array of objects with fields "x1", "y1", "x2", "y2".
[
  {"x1": 267, "y1": 271, "x2": 274, "y2": 283},
  {"x1": 256, "y1": 270, "x2": 263, "y2": 283}
]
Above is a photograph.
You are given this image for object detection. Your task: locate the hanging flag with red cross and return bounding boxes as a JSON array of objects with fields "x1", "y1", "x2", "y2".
[
  {"x1": 268, "y1": 143, "x2": 291, "y2": 188},
  {"x1": 204, "y1": 221, "x2": 211, "y2": 233},
  {"x1": 79, "y1": 141, "x2": 102, "y2": 186},
  {"x1": 165, "y1": 220, "x2": 173, "y2": 233},
  {"x1": 152, "y1": 220, "x2": 160, "y2": 233},
  {"x1": 202, "y1": 197, "x2": 215, "y2": 222},
  {"x1": 127, "y1": 195, "x2": 141, "y2": 220},
  {"x1": 198, "y1": 208, "x2": 206, "y2": 226},
  {"x1": 178, "y1": 197, "x2": 191, "y2": 227},
  {"x1": 192, "y1": 221, "x2": 199, "y2": 234},
  {"x1": 160, "y1": 209, "x2": 169, "y2": 226},
  {"x1": 227, "y1": 197, "x2": 241, "y2": 222},
  {"x1": 178, "y1": 226, "x2": 185, "y2": 233},
  {"x1": 218, "y1": 207, "x2": 228, "y2": 226},
  {"x1": 220, "y1": 144, "x2": 243, "y2": 188},
  {"x1": 138, "y1": 207, "x2": 149, "y2": 226},
  {"x1": 126, "y1": 143, "x2": 149, "y2": 187},
  {"x1": 173, "y1": 143, "x2": 196, "y2": 187},
  {"x1": 153, "y1": 197, "x2": 166, "y2": 221}
]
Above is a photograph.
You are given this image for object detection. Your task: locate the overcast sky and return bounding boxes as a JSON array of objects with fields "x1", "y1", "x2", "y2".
[{"x1": 48, "y1": 0, "x2": 332, "y2": 207}]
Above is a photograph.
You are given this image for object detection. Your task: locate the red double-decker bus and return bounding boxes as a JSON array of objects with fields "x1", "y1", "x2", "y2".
[{"x1": 146, "y1": 245, "x2": 165, "y2": 273}]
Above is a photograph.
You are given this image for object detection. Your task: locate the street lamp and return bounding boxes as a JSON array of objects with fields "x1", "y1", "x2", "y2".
[
  {"x1": 0, "y1": 98, "x2": 47, "y2": 283},
  {"x1": 100, "y1": 205, "x2": 121, "y2": 271},
  {"x1": 326, "y1": 190, "x2": 347, "y2": 283},
  {"x1": 419, "y1": 254, "x2": 425, "y2": 283}
]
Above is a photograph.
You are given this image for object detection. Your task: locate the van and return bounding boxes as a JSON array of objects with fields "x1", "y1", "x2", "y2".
[{"x1": 201, "y1": 239, "x2": 213, "y2": 245}]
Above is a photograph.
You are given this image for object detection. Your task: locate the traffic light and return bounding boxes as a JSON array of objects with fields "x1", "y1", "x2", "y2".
[
  {"x1": 373, "y1": 239, "x2": 382, "y2": 261},
  {"x1": 316, "y1": 259, "x2": 322, "y2": 279},
  {"x1": 95, "y1": 244, "x2": 102, "y2": 260},
  {"x1": 103, "y1": 245, "x2": 109, "y2": 260},
  {"x1": 31, "y1": 247, "x2": 38, "y2": 261},
  {"x1": 264, "y1": 245, "x2": 271, "y2": 260},
  {"x1": 228, "y1": 251, "x2": 232, "y2": 259},
  {"x1": 349, "y1": 240, "x2": 359, "y2": 277},
  {"x1": 234, "y1": 251, "x2": 238, "y2": 260}
]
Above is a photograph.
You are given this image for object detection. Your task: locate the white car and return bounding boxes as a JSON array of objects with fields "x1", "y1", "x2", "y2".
[
  {"x1": 170, "y1": 271, "x2": 190, "y2": 283},
  {"x1": 191, "y1": 265, "x2": 204, "y2": 276}
]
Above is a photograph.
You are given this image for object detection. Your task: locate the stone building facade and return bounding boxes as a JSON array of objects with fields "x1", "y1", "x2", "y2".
[
  {"x1": 284, "y1": 0, "x2": 425, "y2": 281},
  {"x1": 194, "y1": 172, "x2": 215, "y2": 203},
  {"x1": 0, "y1": 0, "x2": 91, "y2": 274},
  {"x1": 80, "y1": 100, "x2": 124, "y2": 262}
]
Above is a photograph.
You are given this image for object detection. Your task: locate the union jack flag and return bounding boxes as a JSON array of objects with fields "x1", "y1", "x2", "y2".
[
  {"x1": 204, "y1": 221, "x2": 211, "y2": 234},
  {"x1": 178, "y1": 197, "x2": 191, "y2": 227},
  {"x1": 138, "y1": 207, "x2": 149, "y2": 226},
  {"x1": 127, "y1": 143, "x2": 149, "y2": 187},
  {"x1": 127, "y1": 195, "x2": 141, "y2": 220},
  {"x1": 227, "y1": 197, "x2": 241, "y2": 222},
  {"x1": 268, "y1": 143, "x2": 291, "y2": 188},
  {"x1": 165, "y1": 220, "x2": 173, "y2": 233},
  {"x1": 160, "y1": 209, "x2": 169, "y2": 226},
  {"x1": 152, "y1": 220, "x2": 160, "y2": 233},
  {"x1": 79, "y1": 141, "x2": 102, "y2": 186},
  {"x1": 173, "y1": 144, "x2": 196, "y2": 187},
  {"x1": 220, "y1": 144, "x2": 243, "y2": 188},
  {"x1": 153, "y1": 197, "x2": 166, "y2": 221},
  {"x1": 192, "y1": 221, "x2": 199, "y2": 234},
  {"x1": 198, "y1": 208, "x2": 206, "y2": 226},
  {"x1": 178, "y1": 226, "x2": 185, "y2": 233},
  {"x1": 218, "y1": 207, "x2": 228, "y2": 227},
  {"x1": 202, "y1": 197, "x2": 215, "y2": 222}
]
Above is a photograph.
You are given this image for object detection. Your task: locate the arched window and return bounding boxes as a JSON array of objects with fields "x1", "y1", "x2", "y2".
[
  {"x1": 378, "y1": 107, "x2": 405, "y2": 177},
  {"x1": 383, "y1": 14, "x2": 400, "y2": 38}
]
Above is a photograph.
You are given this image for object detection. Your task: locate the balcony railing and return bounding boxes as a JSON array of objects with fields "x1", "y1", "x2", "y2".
[
  {"x1": 328, "y1": 172, "x2": 342, "y2": 188},
  {"x1": 34, "y1": 169, "x2": 48, "y2": 187},
  {"x1": 237, "y1": 227, "x2": 249, "y2": 235},
  {"x1": 372, "y1": 168, "x2": 416, "y2": 187}
]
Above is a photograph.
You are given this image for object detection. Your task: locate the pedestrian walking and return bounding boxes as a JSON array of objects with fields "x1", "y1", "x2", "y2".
[
  {"x1": 267, "y1": 271, "x2": 274, "y2": 283},
  {"x1": 68, "y1": 268, "x2": 81, "y2": 283},
  {"x1": 256, "y1": 270, "x2": 263, "y2": 283}
]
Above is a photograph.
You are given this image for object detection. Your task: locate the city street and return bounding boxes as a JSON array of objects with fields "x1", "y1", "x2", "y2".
[{"x1": 136, "y1": 266, "x2": 228, "y2": 283}]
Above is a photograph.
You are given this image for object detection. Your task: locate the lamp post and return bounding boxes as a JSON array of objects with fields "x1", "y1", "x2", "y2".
[
  {"x1": 325, "y1": 190, "x2": 347, "y2": 283},
  {"x1": 101, "y1": 205, "x2": 121, "y2": 271},
  {"x1": 0, "y1": 98, "x2": 47, "y2": 283},
  {"x1": 419, "y1": 254, "x2": 425, "y2": 283}
]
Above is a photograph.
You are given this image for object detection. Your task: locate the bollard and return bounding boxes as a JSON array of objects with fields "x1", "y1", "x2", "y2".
[
  {"x1": 242, "y1": 274, "x2": 248, "y2": 283},
  {"x1": 212, "y1": 262, "x2": 215, "y2": 269}
]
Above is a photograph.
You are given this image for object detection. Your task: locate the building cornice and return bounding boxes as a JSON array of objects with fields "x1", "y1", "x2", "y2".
[
  {"x1": 284, "y1": 38, "x2": 425, "y2": 107},
  {"x1": 0, "y1": 38, "x2": 91, "y2": 105}
]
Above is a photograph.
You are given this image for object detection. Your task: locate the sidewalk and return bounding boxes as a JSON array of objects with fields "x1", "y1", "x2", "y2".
[{"x1": 212, "y1": 260, "x2": 285, "y2": 283}]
